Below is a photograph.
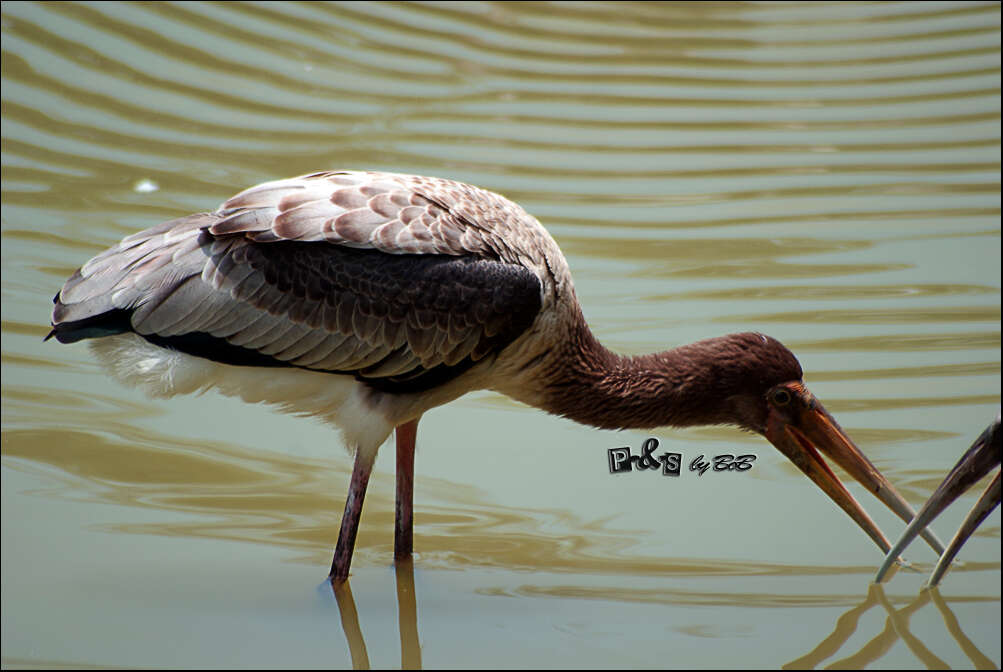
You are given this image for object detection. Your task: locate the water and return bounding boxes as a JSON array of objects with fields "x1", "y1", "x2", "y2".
[{"x1": 2, "y1": 2, "x2": 999, "y2": 668}]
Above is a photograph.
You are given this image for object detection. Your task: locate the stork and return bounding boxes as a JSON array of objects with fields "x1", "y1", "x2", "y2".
[{"x1": 48, "y1": 171, "x2": 945, "y2": 584}]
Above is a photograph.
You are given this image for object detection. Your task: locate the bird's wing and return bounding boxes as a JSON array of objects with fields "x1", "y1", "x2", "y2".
[{"x1": 50, "y1": 174, "x2": 544, "y2": 393}]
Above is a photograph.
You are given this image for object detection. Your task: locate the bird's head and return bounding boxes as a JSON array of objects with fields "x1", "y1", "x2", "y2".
[{"x1": 675, "y1": 332, "x2": 936, "y2": 556}]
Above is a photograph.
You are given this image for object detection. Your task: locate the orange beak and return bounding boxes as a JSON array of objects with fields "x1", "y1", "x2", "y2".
[
  {"x1": 874, "y1": 414, "x2": 1000, "y2": 585},
  {"x1": 764, "y1": 383, "x2": 946, "y2": 558}
]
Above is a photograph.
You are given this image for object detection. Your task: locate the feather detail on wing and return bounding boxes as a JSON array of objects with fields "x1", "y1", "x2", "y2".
[{"x1": 209, "y1": 171, "x2": 553, "y2": 266}]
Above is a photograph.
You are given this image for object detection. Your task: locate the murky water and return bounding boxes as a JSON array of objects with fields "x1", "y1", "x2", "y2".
[{"x1": 2, "y1": 2, "x2": 999, "y2": 668}]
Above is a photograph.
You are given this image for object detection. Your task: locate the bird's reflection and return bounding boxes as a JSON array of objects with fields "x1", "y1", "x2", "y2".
[
  {"x1": 873, "y1": 588, "x2": 946, "y2": 669},
  {"x1": 784, "y1": 583, "x2": 998, "y2": 670},
  {"x1": 326, "y1": 565, "x2": 996, "y2": 670},
  {"x1": 782, "y1": 582, "x2": 882, "y2": 670},
  {"x1": 332, "y1": 580, "x2": 370, "y2": 670},
  {"x1": 329, "y1": 561, "x2": 423, "y2": 671},
  {"x1": 928, "y1": 588, "x2": 998, "y2": 670},
  {"x1": 395, "y1": 558, "x2": 423, "y2": 670}
]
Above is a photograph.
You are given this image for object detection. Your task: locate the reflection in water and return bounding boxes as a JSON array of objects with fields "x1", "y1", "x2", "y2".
[
  {"x1": 930, "y1": 588, "x2": 999, "y2": 670},
  {"x1": 330, "y1": 561, "x2": 422, "y2": 671},
  {"x1": 333, "y1": 580, "x2": 370, "y2": 671},
  {"x1": 782, "y1": 584, "x2": 883, "y2": 670},
  {"x1": 326, "y1": 570, "x2": 1000, "y2": 671},
  {"x1": 396, "y1": 558, "x2": 423, "y2": 671},
  {"x1": 873, "y1": 588, "x2": 942, "y2": 669},
  {"x1": 784, "y1": 584, "x2": 998, "y2": 670}
]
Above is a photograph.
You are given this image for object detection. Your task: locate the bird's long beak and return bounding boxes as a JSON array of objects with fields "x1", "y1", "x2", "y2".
[
  {"x1": 874, "y1": 416, "x2": 1001, "y2": 584},
  {"x1": 764, "y1": 383, "x2": 946, "y2": 557}
]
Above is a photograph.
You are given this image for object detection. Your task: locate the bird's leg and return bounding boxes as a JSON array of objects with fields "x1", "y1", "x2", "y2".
[
  {"x1": 395, "y1": 418, "x2": 419, "y2": 562},
  {"x1": 330, "y1": 447, "x2": 377, "y2": 585}
]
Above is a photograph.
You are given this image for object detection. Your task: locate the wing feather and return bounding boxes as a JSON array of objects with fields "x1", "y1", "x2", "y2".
[
  {"x1": 256, "y1": 323, "x2": 314, "y2": 358},
  {"x1": 204, "y1": 171, "x2": 541, "y2": 262},
  {"x1": 203, "y1": 302, "x2": 267, "y2": 338},
  {"x1": 291, "y1": 332, "x2": 352, "y2": 367}
]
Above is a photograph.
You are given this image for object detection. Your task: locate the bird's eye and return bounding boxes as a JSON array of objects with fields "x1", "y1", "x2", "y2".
[{"x1": 770, "y1": 388, "x2": 792, "y2": 406}]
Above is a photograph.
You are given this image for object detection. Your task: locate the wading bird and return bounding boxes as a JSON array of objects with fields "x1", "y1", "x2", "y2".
[
  {"x1": 49, "y1": 171, "x2": 945, "y2": 584},
  {"x1": 875, "y1": 411, "x2": 1000, "y2": 586}
]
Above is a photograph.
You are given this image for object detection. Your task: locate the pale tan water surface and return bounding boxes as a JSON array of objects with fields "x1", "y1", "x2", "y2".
[{"x1": 2, "y1": 1, "x2": 1000, "y2": 669}]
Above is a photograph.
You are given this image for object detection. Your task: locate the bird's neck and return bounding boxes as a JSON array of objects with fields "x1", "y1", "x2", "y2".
[{"x1": 533, "y1": 317, "x2": 744, "y2": 431}]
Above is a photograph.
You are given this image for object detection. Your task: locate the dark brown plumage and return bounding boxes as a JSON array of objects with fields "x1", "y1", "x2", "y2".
[
  {"x1": 49, "y1": 170, "x2": 945, "y2": 584},
  {"x1": 536, "y1": 327, "x2": 803, "y2": 432}
]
